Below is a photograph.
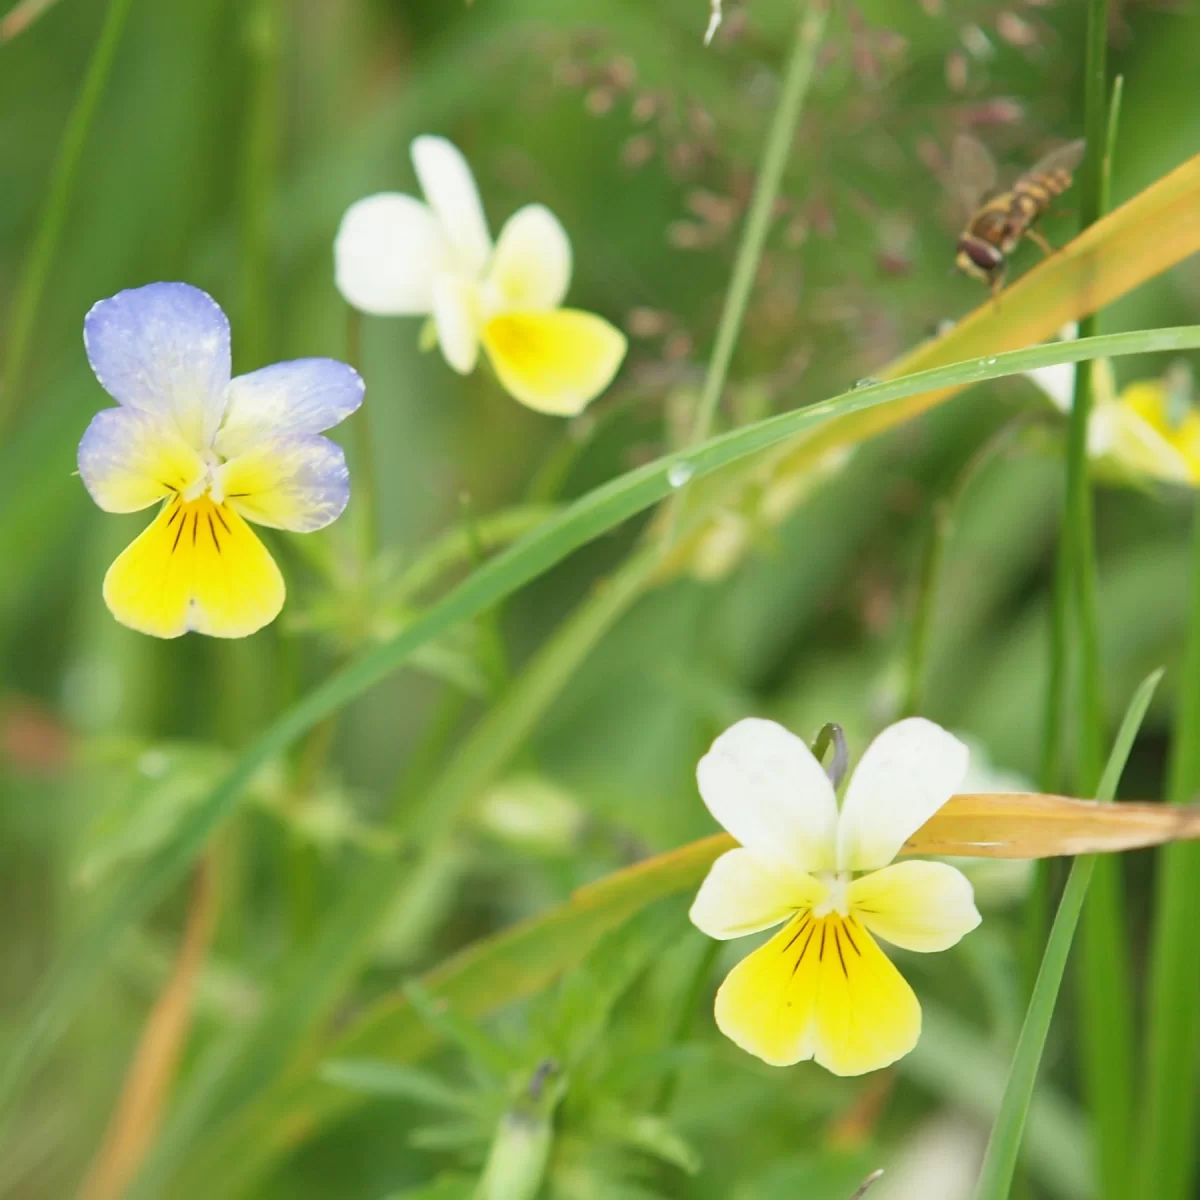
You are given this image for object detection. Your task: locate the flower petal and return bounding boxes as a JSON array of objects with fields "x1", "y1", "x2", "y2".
[
  {"x1": 214, "y1": 359, "x2": 364, "y2": 459},
  {"x1": 689, "y1": 849, "x2": 826, "y2": 940},
  {"x1": 103, "y1": 495, "x2": 284, "y2": 639},
  {"x1": 1100, "y1": 400, "x2": 1193, "y2": 484},
  {"x1": 696, "y1": 718, "x2": 838, "y2": 874},
  {"x1": 84, "y1": 282, "x2": 231, "y2": 447},
  {"x1": 432, "y1": 274, "x2": 480, "y2": 374},
  {"x1": 217, "y1": 434, "x2": 350, "y2": 533},
  {"x1": 714, "y1": 912, "x2": 921, "y2": 1075},
  {"x1": 488, "y1": 204, "x2": 572, "y2": 310},
  {"x1": 411, "y1": 136, "x2": 491, "y2": 277},
  {"x1": 481, "y1": 310, "x2": 626, "y2": 416},
  {"x1": 334, "y1": 193, "x2": 452, "y2": 316},
  {"x1": 77, "y1": 408, "x2": 206, "y2": 513},
  {"x1": 848, "y1": 861, "x2": 981, "y2": 952},
  {"x1": 836, "y1": 718, "x2": 969, "y2": 872}
]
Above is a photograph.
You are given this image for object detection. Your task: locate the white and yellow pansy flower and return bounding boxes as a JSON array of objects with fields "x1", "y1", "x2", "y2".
[
  {"x1": 689, "y1": 717, "x2": 981, "y2": 1076},
  {"x1": 334, "y1": 136, "x2": 627, "y2": 416},
  {"x1": 78, "y1": 282, "x2": 363, "y2": 639},
  {"x1": 1028, "y1": 326, "x2": 1200, "y2": 486}
]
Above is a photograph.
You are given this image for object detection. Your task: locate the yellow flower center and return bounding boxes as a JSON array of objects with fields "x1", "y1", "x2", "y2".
[{"x1": 812, "y1": 871, "x2": 852, "y2": 917}]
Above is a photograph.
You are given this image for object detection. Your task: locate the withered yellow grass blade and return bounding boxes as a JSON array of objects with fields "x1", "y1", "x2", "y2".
[{"x1": 905, "y1": 793, "x2": 1200, "y2": 858}]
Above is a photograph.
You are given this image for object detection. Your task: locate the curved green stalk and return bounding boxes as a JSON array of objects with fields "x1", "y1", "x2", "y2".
[
  {"x1": 685, "y1": 0, "x2": 827, "y2": 448},
  {"x1": 0, "y1": 0, "x2": 138, "y2": 434}
]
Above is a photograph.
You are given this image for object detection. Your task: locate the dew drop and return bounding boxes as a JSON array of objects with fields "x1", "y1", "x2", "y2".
[
  {"x1": 986, "y1": 356, "x2": 998, "y2": 366},
  {"x1": 667, "y1": 462, "x2": 694, "y2": 488},
  {"x1": 853, "y1": 377, "x2": 879, "y2": 389}
]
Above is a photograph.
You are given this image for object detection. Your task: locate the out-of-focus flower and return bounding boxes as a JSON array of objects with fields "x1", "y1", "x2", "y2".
[
  {"x1": 1027, "y1": 326, "x2": 1199, "y2": 486},
  {"x1": 78, "y1": 283, "x2": 362, "y2": 638},
  {"x1": 689, "y1": 717, "x2": 980, "y2": 1076},
  {"x1": 335, "y1": 137, "x2": 627, "y2": 416}
]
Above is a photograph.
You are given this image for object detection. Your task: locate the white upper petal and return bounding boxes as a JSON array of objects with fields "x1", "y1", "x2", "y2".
[
  {"x1": 836, "y1": 718, "x2": 969, "y2": 871},
  {"x1": 432, "y1": 273, "x2": 480, "y2": 374},
  {"x1": 696, "y1": 718, "x2": 838, "y2": 873},
  {"x1": 412, "y1": 136, "x2": 491, "y2": 278},
  {"x1": 334, "y1": 193, "x2": 452, "y2": 316},
  {"x1": 487, "y1": 204, "x2": 572, "y2": 312}
]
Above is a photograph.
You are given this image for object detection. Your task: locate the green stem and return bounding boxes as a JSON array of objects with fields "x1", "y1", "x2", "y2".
[
  {"x1": 902, "y1": 420, "x2": 1025, "y2": 718},
  {"x1": 685, "y1": 0, "x2": 827, "y2": 448},
  {"x1": 1068, "y1": 22, "x2": 1132, "y2": 1198},
  {"x1": 0, "y1": 0, "x2": 137, "y2": 434},
  {"x1": 345, "y1": 307, "x2": 379, "y2": 559},
  {"x1": 651, "y1": 936, "x2": 721, "y2": 1114},
  {"x1": 1137, "y1": 496, "x2": 1200, "y2": 1200},
  {"x1": 237, "y1": 0, "x2": 281, "y2": 370}
]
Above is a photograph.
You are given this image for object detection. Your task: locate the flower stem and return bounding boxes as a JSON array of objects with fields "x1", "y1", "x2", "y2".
[
  {"x1": 902, "y1": 420, "x2": 1026, "y2": 719},
  {"x1": 685, "y1": 0, "x2": 827, "y2": 449},
  {"x1": 345, "y1": 307, "x2": 380, "y2": 560},
  {"x1": 237, "y1": 0, "x2": 281, "y2": 371},
  {"x1": 0, "y1": 0, "x2": 137, "y2": 435},
  {"x1": 1068, "y1": 17, "x2": 1133, "y2": 1196}
]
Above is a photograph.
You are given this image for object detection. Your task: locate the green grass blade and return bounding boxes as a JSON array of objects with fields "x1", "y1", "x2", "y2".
[
  {"x1": 1072, "y1": 24, "x2": 1132, "y2": 1194},
  {"x1": 2, "y1": 328, "x2": 1198, "y2": 1118},
  {"x1": 1137, "y1": 495, "x2": 1200, "y2": 1200},
  {"x1": 0, "y1": 0, "x2": 137, "y2": 434},
  {"x1": 972, "y1": 667, "x2": 1165, "y2": 1200}
]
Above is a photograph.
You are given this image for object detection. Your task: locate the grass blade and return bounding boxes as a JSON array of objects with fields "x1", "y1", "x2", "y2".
[
  {"x1": 1137, "y1": 495, "x2": 1200, "y2": 1200},
  {"x1": 972, "y1": 668, "x2": 1164, "y2": 1200},
  {"x1": 0, "y1": 0, "x2": 137, "y2": 433},
  {"x1": 5, "y1": 328, "x2": 1200, "y2": 1121}
]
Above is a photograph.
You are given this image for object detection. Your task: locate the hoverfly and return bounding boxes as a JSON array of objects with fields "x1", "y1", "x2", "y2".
[{"x1": 951, "y1": 135, "x2": 1086, "y2": 294}]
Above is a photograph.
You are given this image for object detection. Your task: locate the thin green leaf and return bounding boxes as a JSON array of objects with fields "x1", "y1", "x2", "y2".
[
  {"x1": 317, "y1": 1060, "x2": 477, "y2": 1114},
  {"x1": 972, "y1": 667, "x2": 1164, "y2": 1200}
]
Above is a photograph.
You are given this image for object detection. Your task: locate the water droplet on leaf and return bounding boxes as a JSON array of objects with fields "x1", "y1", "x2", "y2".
[{"x1": 667, "y1": 462, "x2": 694, "y2": 488}]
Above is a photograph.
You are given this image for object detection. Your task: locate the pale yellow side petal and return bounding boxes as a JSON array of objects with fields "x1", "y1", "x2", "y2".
[
  {"x1": 1115, "y1": 379, "x2": 1200, "y2": 483},
  {"x1": 488, "y1": 205, "x2": 571, "y2": 310},
  {"x1": 848, "y1": 861, "x2": 981, "y2": 953},
  {"x1": 481, "y1": 310, "x2": 626, "y2": 416},
  {"x1": 77, "y1": 407, "x2": 206, "y2": 513},
  {"x1": 689, "y1": 849, "x2": 826, "y2": 940},
  {"x1": 103, "y1": 495, "x2": 284, "y2": 639},
  {"x1": 714, "y1": 912, "x2": 921, "y2": 1076}
]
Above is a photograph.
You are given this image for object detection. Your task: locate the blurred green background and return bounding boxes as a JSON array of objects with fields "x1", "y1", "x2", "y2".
[{"x1": 2, "y1": 0, "x2": 1200, "y2": 1197}]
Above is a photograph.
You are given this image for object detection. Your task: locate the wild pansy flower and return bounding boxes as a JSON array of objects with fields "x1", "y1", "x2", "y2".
[
  {"x1": 1028, "y1": 326, "x2": 1200, "y2": 486},
  {"x1": 334, "y1": 136, "x2": 627, "y2": 416},
  {"x1": 78, "y1": 282, "x2": 363, "y2": 639},
  {"x1": 689, "y1": 717, "x2": 981, "y2": 1076}
]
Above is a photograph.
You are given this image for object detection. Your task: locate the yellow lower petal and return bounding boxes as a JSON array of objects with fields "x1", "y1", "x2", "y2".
[
  {"x1": 103, "y1": 494, "x2": 284, "y2": 639},
  {"x1": 714, "y1": 911, "x2": 920, "y2": 1076},
  {"x1": 481, "y1": 309, "x2": 627, "y2": 416}
]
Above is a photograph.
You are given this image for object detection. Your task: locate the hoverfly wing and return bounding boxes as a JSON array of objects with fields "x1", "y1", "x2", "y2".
[
  {"x1": 950, "y1": 133, "x2": 999, "y2": 218},
  {"x1": 1022, "y1": 138, "x2": 1087, "y2": 185}
]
